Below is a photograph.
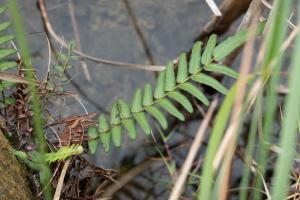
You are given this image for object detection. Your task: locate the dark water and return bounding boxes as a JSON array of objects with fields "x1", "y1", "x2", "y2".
[
  {"x1": 4, "y1": 0, "x2": 223, "y2": 199},
  {"x1": 13, "y1": 0, "x2": 220, "y2": 163}
]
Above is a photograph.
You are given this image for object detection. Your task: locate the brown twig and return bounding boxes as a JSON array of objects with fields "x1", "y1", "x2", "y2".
[
  {"x1": 168, "y1": 98, "x2": 218, "y2": 200},
  {"x1": 67, "y1": 0, "x2": 91, "y2": 81},
  {"x1": 100, "y1": 159, "x2": 164, "y2": 198},
  {"x1": 37, "y1": 0, "x2": 165, "y2": 71},
  {"x1": 195, "y1": 0, "x2": 252, "y2": 42},
  {"x1": 53, "y1": 159, "x2": 71, "y2": 200}
]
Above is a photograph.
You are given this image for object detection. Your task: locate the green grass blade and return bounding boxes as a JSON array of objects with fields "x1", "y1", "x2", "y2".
[
  {"x1": 197, "y1": 84, "x2": 236, "y2": 200},
  {"x1": 254, "y1": 0, "x2": 291, "y2": 198},
  {"x1": 239, "y1": 99, "x2": 261, "y2": 200},
  {"x1": 271, "y1": 6, "x2": 300, "y2": 199},
  {"x1": 7, "y1": 1, "x2": 52, "y2": 198}
]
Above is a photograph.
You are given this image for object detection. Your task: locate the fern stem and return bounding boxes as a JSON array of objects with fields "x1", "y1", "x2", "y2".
[{"x1": 90, "y1": 67, "x2": 205, "y2": 141}]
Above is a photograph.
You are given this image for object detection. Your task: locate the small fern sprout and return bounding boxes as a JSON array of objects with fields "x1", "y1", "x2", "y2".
[{"x1": 45, "y1": 145, "x2": 83, "y2": 163}]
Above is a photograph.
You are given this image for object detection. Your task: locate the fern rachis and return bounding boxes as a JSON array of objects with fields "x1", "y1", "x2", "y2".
[{"x1": 87, "y1": 21, "x2": 266, "y2": 153}]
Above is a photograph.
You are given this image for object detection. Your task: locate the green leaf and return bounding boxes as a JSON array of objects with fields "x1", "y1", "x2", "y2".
[
  {"x1": 213, "y1": 21, "x2": 266, "y2": 61},
  {"x1": 179, "y1": 82, "x2": 209, "y2": 106},
  {"x1": 122, "y1": 118, "x2": 136, "y2": 139},
  {"x1": 145, "y1": 106, "x2": 168, "y2": 129},
  {"x1": 0, "y1": 35, "x2": 14, "y2": 45},
  {"x1": 87, "y1": 126, "x2": 99, "y2": 154},
  {"x1": 111, "y1": 125, "x2": 122, "y2": 147},
  {"x1": 197, "y1": 84, "x2": 237, "y2": 200},
  {"x1": 0, "y1": 22, "x2": 10, "y2": 32},
  {"x1": 118, "y1": 99, "x2": 136, "y2": 139},
  {"x1": 0, "y1": 81, "x2": 15, "y2": 91},
  {"x1": 176, "y1": 53, "x2": 188, "y2": 83},
  {"x1": 192, "y1": 73, "x2": 228, "y2": 95},
  {"x1": 205, "y1": 63, "x2": 239, "y2": 79},
  {"x1": 0, "y1": 61, "x2": 17, "y2": 71},
  {"x1": 189, "y1": 41, "x2": 202, "y2": 74},
  {"x1": 132, "y1": 88, "x2": 143, "y2": 112},
  {"x1": 201, "y1": 34, "x2": 217, "y2": 65},
  {"x1": 109, "y1": 103, "x2": 122, "y2": 148},
  {"x1": 118, "y1": 99, "x2": 132, "y2": 119},
  {"x1": 98, "y1": 114, "x2": 109, "y2": 132},
  {"x1": 110, "y1": 103, "x2": 121, "y2": 125},
  {"x1": 0, "y1": 48, "x2": 16, "y2": 59},
  {"x1": 158, "y1": 98, "x2": 185, "y2": 121},
  {"x1": 100, "y1": 132, "x2": 111, "y2": 152},
  {"x1": 168, "y1": 91, "x2": 193, "y2": 113},
  {"x1": 4, "y1": 97, "x2": 15, "y2": 105},
  {"x1": 133, "y1": 112, "x2": 151, "y2": 135},
  {"x1": 0, "y1": 5, "x2": 7, "y2": 15},
  {"x1": 45, "y1": 145, "x2": 83, "y2": 163},
  {"x1": 13, "y1": 150, "x2": 28, "y2": 160},
  {"x1": 143, "y1": 84, "x2": 153, "y2": 106},
  {"x1": 54, "y1": 65, "x2": 64, "y2": 73},
  {"x1": 165, "y1": 62, "x2": 176, "y2": 91},
  {"x1": 57, "y1": 52, "x2": 67, "y2": 61},
  {"x1": 154, "y1": 71, "x2": 165, "y2": 99}
]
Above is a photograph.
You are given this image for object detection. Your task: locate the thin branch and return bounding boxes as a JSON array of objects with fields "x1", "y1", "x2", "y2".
[
  {"x1": 205, "y1": 0, "x2": 222, "y2": 16},
  {"x1": 53, "y1": 159, "x2": 71, "y2": 200},
  {"x1": 168, "y1": 98, "x2": 218, "y2": 200},
  {"x1": 67, "y1": 0, "x2": 91, "y2": 81},
  {"x1": 37, "y1": 0, "x2": 165, "y2": 71},
  {"x1": 100, "y1": 159, "x2": 164, "y2": 198}
]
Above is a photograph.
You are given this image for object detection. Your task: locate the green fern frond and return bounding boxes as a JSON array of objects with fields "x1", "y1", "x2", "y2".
[
  {"x1": 87, "y1": 21, "x2": 266, "y2": 153},
  {"x1": 0, "y1": 3, "x2": 18, "y2": 91},
  {"x1": 45, "y1": 145, "x2": 83, "y2": 163}
]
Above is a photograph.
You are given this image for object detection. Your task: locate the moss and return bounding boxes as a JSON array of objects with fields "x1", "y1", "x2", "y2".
[{"x1": 0, "y1": 130, "x2": 32, "y2": 200}]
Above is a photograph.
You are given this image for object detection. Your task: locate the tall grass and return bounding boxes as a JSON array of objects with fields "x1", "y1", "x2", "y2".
[
  {"x1": 253, "y1": 0, "x2": 291, "y2": 198},
  {"x1": 196, "y1": 0, "x2": 300, "y2": 199},
  {"x1": 7, "y1": 0, "x2": 53, "y2": 199},
  {"x1": 270, "y1": 1, "x2": 300, "y2": 198}
]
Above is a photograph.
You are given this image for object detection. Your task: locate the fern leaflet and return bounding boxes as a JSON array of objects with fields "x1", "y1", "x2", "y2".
[{"x1": 87, "y1": 21, "x2": 265, "y2": 153}]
